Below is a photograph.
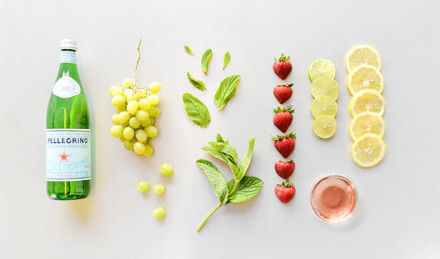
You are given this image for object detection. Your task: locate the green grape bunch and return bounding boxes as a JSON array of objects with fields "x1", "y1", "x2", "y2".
[{"x1": 109, "y1": 40, "x2": 161, "y2": 156}]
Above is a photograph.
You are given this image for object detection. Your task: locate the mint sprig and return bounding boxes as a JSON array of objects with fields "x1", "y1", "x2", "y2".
[{"x1": 196, "y1": 134, "x2": 263, "y2": 231}]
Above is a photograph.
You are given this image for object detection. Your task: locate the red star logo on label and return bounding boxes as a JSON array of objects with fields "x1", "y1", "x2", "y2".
[{"x1": 58, "y1": 150, "x2": 71, "y2": 163}]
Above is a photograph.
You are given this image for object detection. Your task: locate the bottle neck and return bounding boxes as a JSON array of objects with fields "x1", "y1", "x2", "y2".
[{"x1": 60, "y1": 49, "x2": 77, "y2": 65}]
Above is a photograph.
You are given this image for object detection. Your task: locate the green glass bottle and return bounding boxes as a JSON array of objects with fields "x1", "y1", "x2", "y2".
[{"x1": 46, "y1": 39, "x2": 91, "y2": 200}]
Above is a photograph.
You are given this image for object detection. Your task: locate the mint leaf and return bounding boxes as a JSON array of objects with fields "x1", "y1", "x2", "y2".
[
  {"x1": 237, "y1": 138, "x2": 255, "y2": 181},
  {"x1": 216, "y1": 133, "x2": 225, "y2": 143},
  {"x1": 184, "y1": 45, "x2": 194, "y2": 55},
  {"x1": 201, "y1": 49, "x2": 213, "y2": 75},
  {"x1": 227, "y1": 176, "x2": 263, "y2": 203},
  {"x1": 187, "y1": 72, "x2": 206, "y2": 91},
  {"x1": 214, "y1": 75, "x2": 240, "y2": 111},
  {"x1": 196, "y1": 159, "x2": 229, "y2": 204},
  {"x1": 202, "y1": 145, "x2": 239, "y2": 178},
  {"x1": 210, "y1": 142, "x2": 238, "y2": 163},
  {"x1": 182, "y1": 93, "x2": 211, "y2": 128},
  {"x1": 223, "y1": 51, "x2": 230, "y2": 69}
]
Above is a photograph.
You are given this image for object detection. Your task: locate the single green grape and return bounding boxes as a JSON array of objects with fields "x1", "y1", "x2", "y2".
[
  {"x1": 111, "y1": 95, "x2": 125, "y2": 107},
  {"x1": 136, "y1": 110, "x2": 150, "y2": 122},
  {"x1": 117, "y1": 105, "x2": 126, "y2": 113},
  {"x1": 124, "y1": 140, "x2": 134, "y2": 150},
  {"x1": 144, "y1": 145, "x2": 154, "y2": 156},
  {"x1": 153, "y1": 184, "x2": 166, "y2": 196},
  {"x1": 137, "y1": 89, "x2": 147, "y2": 98},
  {"x1": 136, "y1": 180, "x2": 150, "y2": 192},
  {"x1": 124, "y1": 88, "x2": 134, "y2": 97},
  {"x1": 110, "y1": 125, "x2": 123, "y2": 137},
  {"x1": 123, "y1": 126, "x2": 135, "y2": 140},
  {"x1": 145, "y1": 125, "x2": 158, "y2": 138},
  {"x1": 109, "y1": 85, "x2": 119, "y2": 95},
  {"x1": 111, "y1": 114, "x2": 119, "y2": 124},
  {"x1": 140, "y1": 120, "x2": 150, "y2": 127},
  {"x1": 148, "y1": 82, "x2": 162, "y2": 94},
  {"x1": 129, "y1": 117, "x2": 141, "y2": 129},
  {"x1": 127, "y1": 100, "x2": 139, "y2": 114},
  {"x1": 159, "y1": 163, "x2": 173, "y2": 176},
  {"x1": 133, "y1": 142, "x2": 146, "y2": 156},
  {"x1": 118, "y1": 111, "x2": 130, "y2": 124},
  {"x1": 152, "y1": 206, "x2": 166, "y2": 219},
  {"x1": 111, "y1": 87, "x2": 123, "y2": 97},
  {"x1": 126, "y1": 94, "x2": 138, "y2": 102},
  {"x1": 148, "y1": 106, "x2": 160, "y2": 117},
  {"x1": 147, "y1": 94, "x2": 160, "y2": 106},
  {"x1": 123, "y1": 78, "x2": 134, "y2": 88},
  {"x1": 139, "y1": 98, "x2": 151, "y2": 111},
  {"x1": 136, "y1": 129, "x2": 148, "y2": 143}
]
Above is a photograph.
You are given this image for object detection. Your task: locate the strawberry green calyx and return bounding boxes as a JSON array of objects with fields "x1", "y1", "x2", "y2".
[
  {"x1": 273, "y1": 105, "x2": 294, "y2": 114},
  {"x1": 281, "y1": 83, "x2": 294, "y2": 87},
  {"x1": 274, "y1": 53, "x2": 290, "y2": 62},
  {"x1": 271, "y1": 132, "x2": 296, "y2": 141},
  {"x1": 277, "y1": 179, "x2": 293, "y2": 187}
]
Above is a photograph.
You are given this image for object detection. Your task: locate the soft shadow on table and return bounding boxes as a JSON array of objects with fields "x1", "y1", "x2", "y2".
[{"x1": 67, "y1": 197, "x2": 93, "y2": 222}]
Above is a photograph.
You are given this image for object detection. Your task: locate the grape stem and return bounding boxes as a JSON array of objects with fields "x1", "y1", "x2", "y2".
[
  {"x1": 134, "y1": 39, "x2": 142, "y2": 86},
  {"x1": 197, "y1": 203, "x2": 222, "y2": 232}
]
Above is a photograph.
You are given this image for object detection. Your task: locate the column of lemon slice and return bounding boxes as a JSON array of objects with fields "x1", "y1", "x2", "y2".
[{"x1": 346, "y1": 45, "x2": 386, "y2": 168}]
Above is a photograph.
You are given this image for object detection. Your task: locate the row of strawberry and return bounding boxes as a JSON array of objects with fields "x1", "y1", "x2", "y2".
[{"x1": 272, "y1": 54, "x2": 296, "y2": 204}]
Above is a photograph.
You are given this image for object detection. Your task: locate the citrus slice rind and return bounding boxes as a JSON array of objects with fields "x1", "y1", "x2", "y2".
[
  {"x1": 349, "y1": 89, "x2": 385, "y2": 117},
  {"x1": 347, "y1": 65, "x2": 384, "y2": 96},
  {"x1": 351, "y1": 133, "x2": 386, "y2": 168},
  {"x1": 312, "y1": 115, "x2": 337, "y2": 139},
  {"x1": 345, "y1": 45, "x2": 382, "y2": 73},
  {"x1": 311, "y1": 77, "x2": 340, "y2": 101},
  {"x1": 308, "y1": 59, "x2": 336, "y2": 83},
  {"x1": 349, "y1": 112, "x2": 385, "y2": 141}
]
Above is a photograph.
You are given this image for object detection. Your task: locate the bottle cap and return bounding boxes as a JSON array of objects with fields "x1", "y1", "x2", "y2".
[{"x1": 60, "y1": 39, "x2": 77, "y2": 50}]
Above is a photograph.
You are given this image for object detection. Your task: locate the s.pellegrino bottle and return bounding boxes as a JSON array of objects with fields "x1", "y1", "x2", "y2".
[{"x1": 46, "y1": 39, "x2": 91, "y2": 200}]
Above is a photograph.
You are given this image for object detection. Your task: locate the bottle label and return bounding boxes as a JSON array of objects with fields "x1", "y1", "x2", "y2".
[
  {"x1": 53, "y1": 71, "x2": 81, "y2": 98},
  {"x1": 60, "y1": 51, "x2": 76, "y2": 64},
  {"x1": 46, "y1": 129, "x2": 91, "y2": 181}
]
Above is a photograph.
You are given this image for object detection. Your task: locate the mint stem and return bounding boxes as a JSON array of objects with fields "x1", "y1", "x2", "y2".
[
  {"x1": 197, "y1": 203, "x2": 222, "y2": 232},
  {"x1": 229, "y1": 180, "x2": 239, "y2": 196}
]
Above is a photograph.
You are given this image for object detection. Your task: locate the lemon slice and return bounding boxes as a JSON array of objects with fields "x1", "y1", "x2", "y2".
[
  {"x1": 351, "y1": 133, "x2": 386, "y2": 167},
  {"x1": 345, "y1": 45, "x2": 382, "y2": 72},
  {"x1": 310, "y1": 95, "x2": 338, "y2": 118},
  {"x1": 350, "y1": 112, "x2": 385, "y2": 141},
  {"x1": 311, "y1": 77, "x2": 340, "y2": 101},
  {"x1": 347, "y1": 65, "x2": 384, "y2": 96},
  {"x1": 308, "y1": 59, "x2": 336, "y2": 83},
  {"x1": 349, "y1": 89, "x2": 385, "y2": 117},
  {"x1": 312, "y1": 115, "x2": 337, "y2": 139}
]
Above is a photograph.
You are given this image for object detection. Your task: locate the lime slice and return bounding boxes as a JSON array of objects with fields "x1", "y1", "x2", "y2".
[
  {"x1": 351, "y1": 133, "x2": 386, "y2": 168},
  {"x1": 349, "y1": 89, "x2": 385, "y2": 117},
  {"x1": 312, "y1": 115, "x2": 337, "y2": 139},
  {"x1": 345, "y1": 45, "x2": 382, "y2": 73},
  {"x1": 308, "y1": 59, "x2": 336, "y2": 82},
  {"x1": 350, "y1": 112, "x2": 385, "y2": 141},
  {"x1": 310, "y1": 95, "x2": 338, "y2": 118},
  {"x1": 311, "y1": 77, "x2": 340, "y2": 101},
  {"x1": 347, "y1": 65, "x2": 384, "y2": 96}
]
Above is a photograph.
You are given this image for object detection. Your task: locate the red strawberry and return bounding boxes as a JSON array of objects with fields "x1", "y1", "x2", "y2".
[
  {"x1": 272, "y1": 132, "x2": 296, "y2": 158},
  {"x1": 275, "y1": 179, "x2": 296, "y2": 203},
  {"x1": 273, "y1": 106, "x2": 294, "y2": 133},
  {"x1": 273, "y1": 83, "x2": 293, "y2": 104},
  {"x1": 273, "y1": 53, "x2": 292, "y2": 80},
  {"x1": 275, "y1": 160, "x2": 295, "y2": 179}
]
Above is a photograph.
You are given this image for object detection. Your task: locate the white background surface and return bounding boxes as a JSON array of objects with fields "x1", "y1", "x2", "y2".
[{"x1": 1, "y1": 0, "x2": 439, "y2": 258}]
